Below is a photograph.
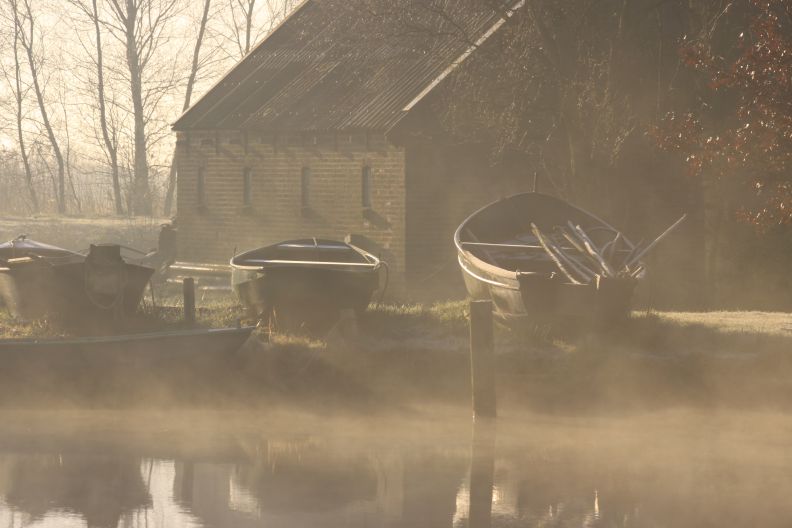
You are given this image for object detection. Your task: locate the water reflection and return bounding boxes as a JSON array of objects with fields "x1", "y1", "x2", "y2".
[
  {"x1": 467, "y1": 419, "x2": 495, "y2": 528},
  {"x1": 0, "y1": 412, "x2": 790, "y2": 527},
  {"x1": 1, "y1": 454, "x2": 149, "y2": 528}
]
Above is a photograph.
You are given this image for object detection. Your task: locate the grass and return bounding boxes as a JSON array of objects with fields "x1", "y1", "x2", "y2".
[
  {"x1": 0, "y1": 289, "x2": 247, "y2": 340},
  {"x1": 647, "y1": 310, "x2": 792, "y2": 338},
  {"x1": 0, "y1": 311, "x2": 66, "y2": 340},
  {"x1": 0, "y1": 215, "x2": 166, "y2": 254}
]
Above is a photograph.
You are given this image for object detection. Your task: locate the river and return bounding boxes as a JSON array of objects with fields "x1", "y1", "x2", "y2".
[{"x1": 0, "y1": 408, "x2": 788, "y2": 527}]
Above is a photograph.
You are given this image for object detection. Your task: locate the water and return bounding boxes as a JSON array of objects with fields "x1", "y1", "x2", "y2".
[{"x1": 0, "y1": 409, "x2": 790, "y2": 527}]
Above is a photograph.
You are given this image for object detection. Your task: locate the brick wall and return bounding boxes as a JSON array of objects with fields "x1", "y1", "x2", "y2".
[{"x1": 175, "y1": 130, "x2": 407, "y2": 294}]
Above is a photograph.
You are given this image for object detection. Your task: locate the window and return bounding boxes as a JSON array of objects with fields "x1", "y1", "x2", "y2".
[
  {"x1": 197, "y1": 167, "x2": 206, "y2": 207},
  {"x1": 301, "y1": 167, "x2": 311, "y2": 211},
  {"x1": 242, "y1": 168, "x2": 252, "y2": 206},
  {"x1": 362, "y1": 166, "x2": 372, "y2": 208}
]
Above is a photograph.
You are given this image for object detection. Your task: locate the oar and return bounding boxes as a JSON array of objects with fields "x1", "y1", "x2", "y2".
[{"x1": 624, "y1": 214, "x2": 687, "y2": 269}]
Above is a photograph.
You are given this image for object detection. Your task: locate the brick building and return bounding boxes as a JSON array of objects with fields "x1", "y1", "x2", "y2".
[{"x1": 172, "y1": 0, "x2": 530, "y2": 297}]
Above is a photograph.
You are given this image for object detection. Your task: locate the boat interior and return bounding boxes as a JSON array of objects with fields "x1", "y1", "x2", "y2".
[
  {"x1": 233, "y1": 239, "x2": 377, "y2": 267},
  {"x1": 458, "y1": 194, "x2": 622, "y2": 273}
]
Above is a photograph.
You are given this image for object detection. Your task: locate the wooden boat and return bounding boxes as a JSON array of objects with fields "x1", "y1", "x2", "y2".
[
  {"x1": 0, "y1": 238, "x2": 154, "y2": 324},
  {"x1": 0, "y1": 326, "x2": 254, "y2": 355},
  {"x1": 230, "y1": 239, "x2": 381, "y2": 333},
  {"x1": 455, "y1": 193, "x2": 641, "y2": 323},
  {"x1": 0, "y1": 235, "x2": 80, "y2": 260}
]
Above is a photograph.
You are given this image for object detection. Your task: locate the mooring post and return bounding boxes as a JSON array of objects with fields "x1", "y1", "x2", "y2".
[
  {"x1": 470, "y1": 300, "x2": 496, "y2": 418},
  {"x1": 183, "y1": 277, "x2": 196, "y2": 325}
]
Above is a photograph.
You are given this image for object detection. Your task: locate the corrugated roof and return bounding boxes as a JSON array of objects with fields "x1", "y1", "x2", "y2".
[{"x1": 173, "y1": 0, "x2": 522, "y2": 132}]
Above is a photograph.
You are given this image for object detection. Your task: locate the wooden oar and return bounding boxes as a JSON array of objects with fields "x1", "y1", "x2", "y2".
[
  {"x1": 531, "y1": 223, "x2": 584, "y2": 284},
  {"x1": 624, "y1": 214, "x2": 687, "y2": 269}
]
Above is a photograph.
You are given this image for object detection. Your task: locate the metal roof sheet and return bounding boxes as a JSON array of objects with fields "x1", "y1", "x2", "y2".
[{"x1": 173, "y1": 0, "x2": 521, "y2": 132}]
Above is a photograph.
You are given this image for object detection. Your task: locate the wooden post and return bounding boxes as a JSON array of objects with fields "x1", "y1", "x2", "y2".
[
  {"x1": 470, "y1": 300, "x2": 496, "y2": 418},
  {"x1": 183, "y1": 277, "x2": 195, "y2": 325}
]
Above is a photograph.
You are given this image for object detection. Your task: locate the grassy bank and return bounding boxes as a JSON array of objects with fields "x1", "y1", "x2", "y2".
[
  {"x1": 2, "y1": 296, "x2": 792, "y2": 412},
  {"x1": 0, "y1": 216, "x2": 166, "y2": 253}
]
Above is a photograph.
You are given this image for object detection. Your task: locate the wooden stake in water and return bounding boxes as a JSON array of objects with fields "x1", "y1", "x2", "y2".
[
  {"x1": 183, "y1": 277, "x2": 196, "y2": 325},
  {"x1": 470, "y1": 300, "x2": 496, "y2": 419}
]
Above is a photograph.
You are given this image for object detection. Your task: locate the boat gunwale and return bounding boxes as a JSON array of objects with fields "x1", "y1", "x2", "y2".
[
  {"x1": 230, "y1": 241, "x2": 381, "y2": 272},
  {"x1": 0, "y1": 326, "x2": 255, "y2": 348}
]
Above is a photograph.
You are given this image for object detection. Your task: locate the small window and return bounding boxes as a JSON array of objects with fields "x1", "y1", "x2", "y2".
[
  {"x1": 242, "y1": 168, "x2": 252, "y2": 206},
  {"x1": 301, "y1": 167, "x2": 311, "y2": 211},
  {"x1": 362, "y1": 166, "x2": 372, "y2": 208},
  {"x1": 197, "y1": 167, "x2": 206, "y2": 207}
]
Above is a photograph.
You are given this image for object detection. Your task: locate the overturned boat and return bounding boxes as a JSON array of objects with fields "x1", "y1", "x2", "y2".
[
  {"x1": 0, "y1": 236, "x2": 79, "y2": 260},
  {"x1": 455, "y1": 193, "x2": 685, "y2": 324},
  {"x1": 0, "y1": 237, "x2": 154, "y2": 325},
  {"x1": 231, "y1": 239, "x2": 381, "y2": 333},
  {"x1": 0, "y1": 326, "x2": 253, "y2": 355}
]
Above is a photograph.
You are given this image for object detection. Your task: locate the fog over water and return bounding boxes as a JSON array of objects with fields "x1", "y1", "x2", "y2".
[{"x1": 0, "y1": 408, "x2": 789, "y2": 527}]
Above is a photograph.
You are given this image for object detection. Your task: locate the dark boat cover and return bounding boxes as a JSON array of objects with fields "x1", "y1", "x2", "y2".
[{"x1": 0, "y1": 236, "x2": 80, "y2": 261}]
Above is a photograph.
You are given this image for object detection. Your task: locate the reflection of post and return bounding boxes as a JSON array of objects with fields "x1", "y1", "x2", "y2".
[
  {"x1": 173, "y1": 460, "x2": 195, "y2": 505},
  {"x1": 469, "y1": 419, "x2": 496, "y2": 528},
  {"x1": 182, "y1": 461, "x2": 195, "y2": 504},
  {"x1": 470, "y1": 300, "x2": 496, "y2": 418}
]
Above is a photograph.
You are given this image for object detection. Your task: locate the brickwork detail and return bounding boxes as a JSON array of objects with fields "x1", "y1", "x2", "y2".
[{"x1": 176, "y1": 130, "x2": 407, "y2": 294}]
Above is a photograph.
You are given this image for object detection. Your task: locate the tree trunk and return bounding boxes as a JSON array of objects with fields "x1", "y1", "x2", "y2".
[
  {"x1": 123, "y1": 1, "x2": 151, "y2": 216},
  {"x1": 8, "y1": 0, "x2": 38, "y2": 213},
  {"x1": 20, "y1": 0, "x2": 66, "y2": 214},
  {"x1": 701, "y1": 172, "x2": 727, "y2": 309},
  {"x1": 164, "y1": 0, "x2": 212, "y2": 216},
  {"x1": 64, "y1": 131, "x2": 82, "y2": 213},
  {"x1": 92, "y1": 0, "x2": 123, "y2": 215},
  {"x1": 244, "y1": 0, "x2": 254, "y2": 54}
]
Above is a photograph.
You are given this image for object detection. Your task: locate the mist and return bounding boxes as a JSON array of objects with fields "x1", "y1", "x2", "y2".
[{"x1": 1, "y1": 0, "x2": 792, "y2": 526}]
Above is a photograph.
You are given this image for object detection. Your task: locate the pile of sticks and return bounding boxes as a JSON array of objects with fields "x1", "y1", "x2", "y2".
[{"x1": 529, "y1": 215, "x2": 687, "y2": 285}]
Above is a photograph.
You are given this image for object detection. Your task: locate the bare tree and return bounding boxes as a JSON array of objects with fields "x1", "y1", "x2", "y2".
[
  {"x1": 71, "y1": 0, "x2": 125, "y2": 215},
  {"x1": 3, "y1": 0, "x2": 37, "y2": 212},
  {"x1": 103, "y1": 0, "x2": 180, "y2": 216},
  {"x1": 59, "y1": 85, "x2": 82, "y2": 213},
  {"x1": 163, "y1": 0, "x2": 211, "y2": 216},
  {"x1": 221, "y1": 0, "x2": 296, "y2": 60},
  {"x1": 13, "y1": 0, "x2": 66, "y2": 213},
  {"x1": 229, "y1": 0, "x2": 256, "y2": 57}
]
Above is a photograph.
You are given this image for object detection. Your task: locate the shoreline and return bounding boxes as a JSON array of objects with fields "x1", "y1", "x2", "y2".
[{"x1": 1, "y1": 299, "x2": 791, "y2": 413}]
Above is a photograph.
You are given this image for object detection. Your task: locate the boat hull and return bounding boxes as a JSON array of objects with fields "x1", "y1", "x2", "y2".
[
  {"x1": 0, "y1": 327, "x2": 255, "y2": 400},
  {"x1": 0, "y1": 327, "x2": 254, "y2": 355},
  {"x1": 0, "y1": 259, "x2": 153, "y2": 323},
  {"x1": 233, "y1": 266, "x2": 379, "y2": 333},
  {"x1": 231, "y1": 239, "x2": 381, "y2": 334}
]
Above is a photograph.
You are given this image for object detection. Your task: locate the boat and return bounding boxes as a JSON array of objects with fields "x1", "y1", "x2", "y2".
[
  {"x1": 0, "y1": 326, "x2": 254, "y2": 355},
  {"x1": 455, "y1": 193, "x2": 646, "y2": 324},
  {"x1": 230, "y1": 239, "x2": 381, "y2": 333},
  {"x1": 0, "y1": 235, "x2": 80, "y2": 260},
  {"x1": 0, "y1": 237, "x2": 154, "y2": 325}
]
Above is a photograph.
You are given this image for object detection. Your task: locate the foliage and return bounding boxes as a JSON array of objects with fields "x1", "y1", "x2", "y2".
[{"x1": 655, "y1": 0, "x2": 792, "y2": 228}]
